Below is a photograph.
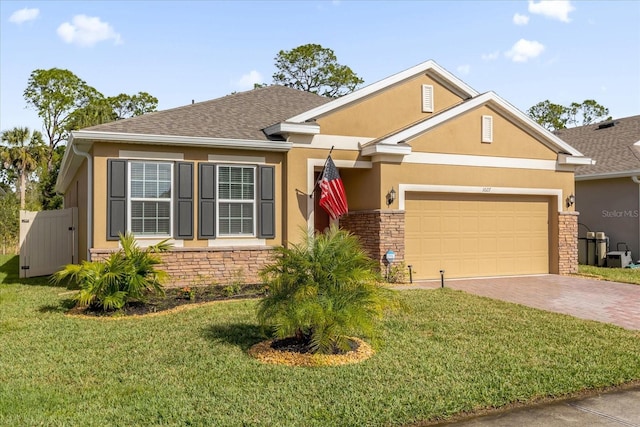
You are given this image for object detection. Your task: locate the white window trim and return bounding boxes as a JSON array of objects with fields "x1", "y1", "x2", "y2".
[
  {"x1": 216, "y1": 164, "x2": 257, "y2": 237},
  {"x1": 127, "y1": 161, "x2": 174, "y2": 238}
]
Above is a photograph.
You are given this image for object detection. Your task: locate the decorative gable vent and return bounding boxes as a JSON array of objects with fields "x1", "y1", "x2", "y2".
[
  {"x1": 482, "y1": 115, "x2": 493, "y2": 143},
  {"x1": 422, "y1": 85, "x2": 434, "y2": 113}
]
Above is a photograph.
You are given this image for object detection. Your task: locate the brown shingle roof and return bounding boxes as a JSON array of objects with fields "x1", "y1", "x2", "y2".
[
  {"x1": 555, "y1": 115, "x2": 640, "y2": 176},
  {"x1": 84, "y1": 85, "x2": 331, "y2": 141}
]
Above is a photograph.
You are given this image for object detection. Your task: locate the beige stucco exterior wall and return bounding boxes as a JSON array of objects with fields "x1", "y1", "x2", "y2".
[
  {"x1": 316, "y1": 74, "x2": 464, "y2": 137},
  {"x1": 63, "y1": 157, "x2": 89, "y2": 261},
  {"x1": 90, "y1": 142, "x2": 284, "y2": 250},
  {"x1": 411, "y1": 105, "x2": 558, "y2": 160}
]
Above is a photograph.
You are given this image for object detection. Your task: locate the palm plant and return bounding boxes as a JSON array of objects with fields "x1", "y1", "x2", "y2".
[
  {"x1": 257, "y1": 226, "x2": 397, "y2": 354},
  {"x1": 0, "y1": 127, "x2": 46, "y2": 209},
  {"x1": 51, "y1": 233, "x2": 171, "y2": 310}
]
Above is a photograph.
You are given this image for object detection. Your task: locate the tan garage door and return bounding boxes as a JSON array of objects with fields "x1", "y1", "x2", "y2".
[{"x1": 405, "y1": 193, "x2": 550, "y2": 280}]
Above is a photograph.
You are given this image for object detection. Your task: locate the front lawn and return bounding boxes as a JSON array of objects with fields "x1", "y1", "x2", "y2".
[
  {"x1": 577, "y1": 264, "x2": 640, "y2": 285},
  {"x1": 2, "y1": 255, "x2": 640, "y2": 426}
]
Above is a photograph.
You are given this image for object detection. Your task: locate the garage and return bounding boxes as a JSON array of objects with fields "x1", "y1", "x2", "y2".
[{"x1": 405, "y1": 193, "x2": 551, "y2": 280}]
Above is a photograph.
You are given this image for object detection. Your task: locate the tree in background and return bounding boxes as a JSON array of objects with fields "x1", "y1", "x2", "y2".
[
  {"x1": 0, "y1": 127, "x2": 46, "y2": 209},
  {"x1": 24, "y1": 68, "x2": 101, "y2": 169},
  {"x1": 273, "y1": 44, "x2": 364, "y2": 98},
  {"x1": 0, "y1": 190, "x2": 19, "y2": 254},
  {"x1": 23, "y1": 68, "x2": 159, "y2": 210},
  {"x1": 527, "y1": 99, "x2": 611, "y2": 131},
  {"x1": 108, "y1": 92, "x2": 158, "y2": 120}
]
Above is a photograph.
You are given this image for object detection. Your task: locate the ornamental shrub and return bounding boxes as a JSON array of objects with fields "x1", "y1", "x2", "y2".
[
  {"x1": 51, "y1": 233, "x2": 171, "y2": 311},
  {"x1": 257, "y1": 225, "x2": 398, "y2": 354}
]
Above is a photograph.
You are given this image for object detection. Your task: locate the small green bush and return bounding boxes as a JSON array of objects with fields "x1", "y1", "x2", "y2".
[
  {"x1": 257, "y1": 226, "x2": 398, "y2": 354},
  {"x1": 51, "y1": 233, "x2": 171, "y2": 310}
]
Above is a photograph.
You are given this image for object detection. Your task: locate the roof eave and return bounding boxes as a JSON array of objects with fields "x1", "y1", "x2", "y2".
[
  {"x1": 576, "y1": 169, "x2": 640, "y2": 181},
  {"x1": 263, "y1": 121, "x2": 320, "y2": 137}
]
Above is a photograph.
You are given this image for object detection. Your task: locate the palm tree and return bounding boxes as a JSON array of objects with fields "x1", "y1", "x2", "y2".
[
  {"x1": 0, "y1": 127, "x2": 46, "y2": 209},
  {"x1": 257, "y1": 226, "x2": 398, "y2": 354}
]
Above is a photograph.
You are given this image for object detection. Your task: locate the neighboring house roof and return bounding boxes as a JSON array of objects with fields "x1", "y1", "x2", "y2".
[
  {"x1": 555, "y1": 115, "x2": 640, "y2": 178},
  {"x1": 85, "y1": 85, "x2": 331, "y2": 141}
]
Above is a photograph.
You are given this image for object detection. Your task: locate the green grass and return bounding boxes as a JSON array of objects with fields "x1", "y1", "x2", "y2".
[
  {"x1": 2, "y1": 254, "x2": 640, "y2": 426},
  {"x1": 578, "y1": 264, "x2": 640, "y2": 285}
]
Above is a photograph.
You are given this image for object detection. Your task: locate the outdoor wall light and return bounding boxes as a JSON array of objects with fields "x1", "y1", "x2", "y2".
[
  {"x1": 386, "y1": 187, "x2": 396, "y2": 206},
  {"x1": 566, "y1": 193, "x2": 575, "y2": 207}
]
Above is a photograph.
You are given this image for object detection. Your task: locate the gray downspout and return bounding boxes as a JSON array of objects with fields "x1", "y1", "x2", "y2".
[{"x1": 72, "y1": 144, "x2": 92, "y2": 261}]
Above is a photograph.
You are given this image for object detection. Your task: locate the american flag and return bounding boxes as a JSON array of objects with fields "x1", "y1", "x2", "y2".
[{"x1": 319, "y1": 156, "x2": 348, "y2": 220}]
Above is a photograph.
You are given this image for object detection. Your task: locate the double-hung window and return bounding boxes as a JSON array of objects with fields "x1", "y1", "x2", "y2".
[
  {"x1": 128, "y1": 161, "x2": 173, "y2": 236},
  {"x1": 217, "y1": 165, "x2": 255, "y2": 236}
]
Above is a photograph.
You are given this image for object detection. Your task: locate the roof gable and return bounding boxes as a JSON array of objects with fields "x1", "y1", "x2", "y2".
[
  {"x1": 285, "y1": 60, "x2": 479, "y2": 124},
  {"x1": 361, "y1": 92, "x2": 586, "y2": 158}
]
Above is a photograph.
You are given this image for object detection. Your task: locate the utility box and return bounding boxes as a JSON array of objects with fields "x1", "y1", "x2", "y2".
[
  {"x1": 606, "y1": 251, "x2": 633, "y2": 268},
  {"x1": 607, "y1": 243, "x2": 633, "y2": 268}
]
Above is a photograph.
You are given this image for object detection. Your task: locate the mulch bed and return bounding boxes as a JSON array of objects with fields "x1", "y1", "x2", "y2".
[
  {"x1": 66, "y1": 284, "x2": 267, "y2": 317},
  {"x1": 248, "y1": 337, "x2": 374, "y2": 367}
]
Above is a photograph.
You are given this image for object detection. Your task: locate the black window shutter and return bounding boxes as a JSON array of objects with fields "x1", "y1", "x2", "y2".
[
  {"x1": 198, "y1": 163, "x2": 216, "y2": 239},
  {"x1": 107, "y1": 159, "x2": 127, "y2": 240},
  {"x1": 258, "y1": 165, "x2": 275, "y2": 239},
  {"x1": 174, "y1": 162, "x2": 194, "y2": 239}
]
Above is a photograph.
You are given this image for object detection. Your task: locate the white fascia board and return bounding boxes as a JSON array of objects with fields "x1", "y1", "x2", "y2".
[
  {"x1": 361, "y1": 142, "x2": 412, "y2": 157},
  {"x1": 557, "y1": 153, "x2": 595, "y2": 165},
  {"x1": 575, "y1": 169, "x2": 640, "y2": 181},
  {"x1": 286, "y1": 60, "x2": 479, "y2": 123},
  {"x1": 374, "y1": 92, "x2": 585, "y2": 157},
  {"x1": 71, "y1": 130, "x2": 292, "y2": 152},
  {"x1": 264, "y1": 121, "x2": 320, "y2": 136},
  {"x1": 403, "y1": 152, "x2": 558, "y2": 170}
]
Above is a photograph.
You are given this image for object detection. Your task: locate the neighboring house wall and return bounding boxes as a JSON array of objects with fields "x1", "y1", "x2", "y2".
[{"x1": 576, "y1": 178, "x2": 640, "y2": 260}]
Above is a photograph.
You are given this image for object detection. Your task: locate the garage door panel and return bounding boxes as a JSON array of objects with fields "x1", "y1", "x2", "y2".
[{"x1": 405, "y1": 194, "x2": 550, "y2": 279}]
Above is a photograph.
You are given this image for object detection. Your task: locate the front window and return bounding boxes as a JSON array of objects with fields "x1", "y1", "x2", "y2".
[
  {"x1": 218, "y1": 165, "x2": 255, "y2": 236},
  {"x1": 129, "y1": 161, "x2": 172, "y2": 236}
]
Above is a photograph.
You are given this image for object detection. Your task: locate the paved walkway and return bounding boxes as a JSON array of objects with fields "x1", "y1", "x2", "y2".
[
  {"x1": 398, "y1": 274, "x2": 640, "y2": 330},
  {"x1": 436, "y1": 385, "x2": 640, "y2": 426}
]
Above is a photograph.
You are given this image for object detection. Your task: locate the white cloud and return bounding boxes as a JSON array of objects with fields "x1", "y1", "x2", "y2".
[
  {"x1": 9, "y1": 8, "x2": 39, "y2": 24},
  {"x1": 505, "y1": 39, "x2": 545, "y2": 62},
  {"x1": 513, "y1": 13, "x2": 530, "y2": 25},
  {"x1": 456, "y1": 64, "x2": 470, "y2": 75},
  {"x1": 528, "y1": 0, "x2": 575, "y2": 23},
  {"x1": 235, "y1": 70, "x2": 264, "y2": 90},
  {"x1": 481, "y1": 51, "x2": 500, "y2": 61},
  {"x1": 57, "y1": 15, "x2": 122, "y2": 47}
]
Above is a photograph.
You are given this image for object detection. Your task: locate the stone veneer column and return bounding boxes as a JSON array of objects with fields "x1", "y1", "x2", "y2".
[
  {"x1": 340, "y1": 210, "x2": 405, "y2": 266},
  {"x1": 558, "y1": 211, "x2": 579, "y2": 274}
]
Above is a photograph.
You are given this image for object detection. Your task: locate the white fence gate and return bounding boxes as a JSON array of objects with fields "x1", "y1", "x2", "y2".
[{"x1": 19, "y1": 208, "x2": 78, "y2": 278}]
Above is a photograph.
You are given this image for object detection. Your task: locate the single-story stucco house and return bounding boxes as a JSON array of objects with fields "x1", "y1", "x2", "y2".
[
  {"x1": 55, "y1": 60, "x2": 591, "y2": 286},
  {"x1": 555, "y1": 115, "x2": 640, "y2": 262}
]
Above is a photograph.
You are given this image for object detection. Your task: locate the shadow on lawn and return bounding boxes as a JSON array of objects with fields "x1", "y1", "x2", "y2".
[
  {"x1": 38, "y1": 298, "x2": 76, "y2": 314},
  {"x1": 202, "y1": 322, "x2": 266, "y2": 351},
  {"x1": 0, "y1": 255, "x2": 53, "y2": 286}
]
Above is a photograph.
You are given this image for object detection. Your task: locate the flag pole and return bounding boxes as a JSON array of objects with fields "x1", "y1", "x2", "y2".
[{"x1": 310, "y1": 146, "x2": 334, "y2": 198}]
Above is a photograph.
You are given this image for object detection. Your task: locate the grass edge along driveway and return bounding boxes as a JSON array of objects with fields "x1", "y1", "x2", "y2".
[{"x1": 1, "y1": 257, "x2": 640, "y2": 426}]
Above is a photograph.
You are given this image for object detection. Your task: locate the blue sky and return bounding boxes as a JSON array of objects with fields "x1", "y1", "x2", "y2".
[{"x1": 2, "y1": 0, "x2": 639, "y2": 134}]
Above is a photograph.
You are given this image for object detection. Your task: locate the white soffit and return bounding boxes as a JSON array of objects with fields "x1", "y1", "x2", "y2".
[{"x1": 286, "y1": 60, "x2": 479, "y2": 123}]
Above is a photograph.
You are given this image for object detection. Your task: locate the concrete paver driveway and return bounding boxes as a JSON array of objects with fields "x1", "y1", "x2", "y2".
[{"x1": 401, "y1": 275, "x2": 640, "y2": 330}]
